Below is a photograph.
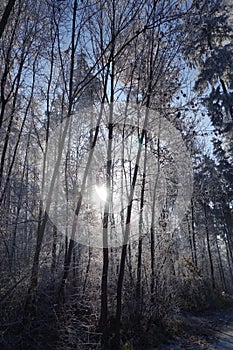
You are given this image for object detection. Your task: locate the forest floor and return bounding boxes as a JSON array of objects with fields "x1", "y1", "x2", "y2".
[{"x1": 153, "y1": 307, "x2": 233, "y2": 350}]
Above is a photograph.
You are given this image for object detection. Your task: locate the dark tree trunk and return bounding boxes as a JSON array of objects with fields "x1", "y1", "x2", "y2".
[{"x1": 0, "y1": 0, "x2": 16, "y2": 40}]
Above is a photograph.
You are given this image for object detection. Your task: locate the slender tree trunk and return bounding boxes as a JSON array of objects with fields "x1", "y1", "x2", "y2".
[
  {"x1": 27, "y1": 0, "x2": 77, "y2": 303},
  {"x1": 0, "y1": 56, "x2": 36, "y2": 203},
  {"x1": 224, "y1": 236, "x2": 233, "y2": 288},
  {"x1": 51, "y1": 224, "x2": 57, "y2": 280},
  {"x1": 0, "y1": 54, "x2": 25, "y2": 188},
  {"x1": 191, "y1": 198, "x2": 198, "y2": 268},
  {"x1": 83, "y1": 245, "x2": 92, "y2": 294},
  {"x1": 186, "y1": 214, "x2": 195, "y2": 266},
  {"x1": 150, "y1": 132, "x2": 161, "y2": 302},
  {"x1": 114, "y1": 106, "x2": 150, "y2": 349},
  {"x1": 215, "y1": 233, "x2": 226, "y2": 291},
  {"x1": 0, "y1": 3, "x2": 20, "y2": 130},
  {"x1": 100, "y1": 7, "x2": 115, "y2": 345},
  {"x1": 204, "y1": 203, "x2": 215, "y2": 289},
  {"x1": 59, "y1": 84, "x2": 109, "y2": 300},
  {"x1": 0, "y1": 0, "x2": 16, "y2": 40},
  {"x1": 136, "y1": 133, "x2": 147, "y2": 310}
]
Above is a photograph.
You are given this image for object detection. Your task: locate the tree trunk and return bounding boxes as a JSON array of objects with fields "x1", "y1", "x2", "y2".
[
  {"x1": 0, "y1": 0, "x2": 16, "y2": 40},
  {"x1": 191, "y1": 198, "x2": 198, "y2": 268},
  {"x1": 204, "y1": 203, "x2": 215, "y2": 289}
]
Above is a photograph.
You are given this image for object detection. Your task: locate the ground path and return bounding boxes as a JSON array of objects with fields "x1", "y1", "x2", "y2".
[{"x1": 153, "y1": 307, "x2": 233, "y2": 350}]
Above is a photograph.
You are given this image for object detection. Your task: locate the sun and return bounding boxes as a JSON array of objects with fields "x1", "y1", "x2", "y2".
[{"x1": 95, "y1": 184, "x2": 108, "y2": 202}]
